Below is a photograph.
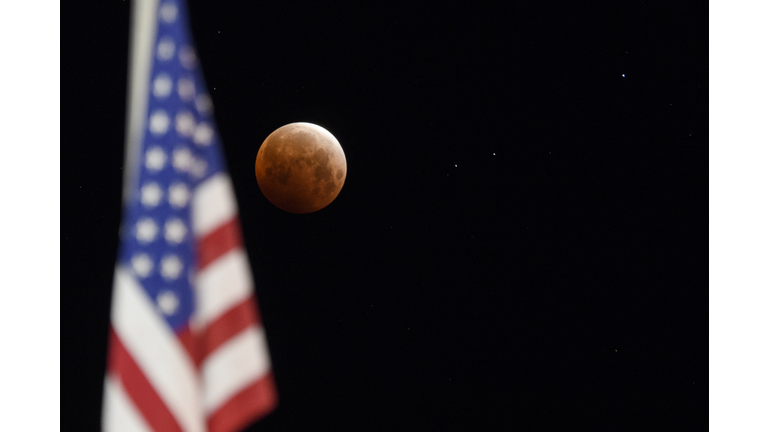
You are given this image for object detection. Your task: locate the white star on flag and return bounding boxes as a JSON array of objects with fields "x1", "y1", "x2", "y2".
[
  {"x1": 193, "y1": 122, "x2": 214, "y2": 146},
  {"x1": 172, "y1": 147, "x2": 194, "y2": 172},
  {"x1": 131, "y1": 253, "x2": 153, "y2": 278},
  {"x1": 159, "y1": 2, "x2": 178, "y2": 23},
  {"x1": 145, "y1": 146, "x2": 167, "y2": 171},
  {"x1": 175, "y1": 111, "x2": 196, "y2": 137},
  {"x1": 178, "y1": 45, "x2": 196, "y2": 69},
  {"x1": 140, "y1": 182, "x2": 163, "y2": 207},
  {"x1": 160, "y1": 254, "x2": 183, "y2": 280},
  {"x1": 178, "y1": 77, "x2": 195, "y2": 101},
  {"x1": 135, "y1": 218, "x2": 158, "y2": 243},
  {"x1": 190, "y1": 158, "x2": 207, "y2": 178},
  {"x1": 153, "y1": 73, "x2": 173, "y2": 98},
  {"x1": 195, "y1": 94, "x2": 213, "y2": 114},
  {"x1": 157, "y1": 37, "x2": 175, "y2": 61},
  {"x1": 149, "y1": 109, "x2": 170, "y2": 135},
  {"x1": 168, "y1": 182, "x2": 190, "y2": 208},
  {"x1": 157, "y1": 290, "x2": 180, "y2": 315},
  {"x1": 164, "y1": 218, "x2": 187, "y2": 244}
]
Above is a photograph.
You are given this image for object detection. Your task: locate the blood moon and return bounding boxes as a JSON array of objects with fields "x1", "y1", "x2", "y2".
[{"x1": 255, "y1": 123, "x2": 347, "y2": 214}]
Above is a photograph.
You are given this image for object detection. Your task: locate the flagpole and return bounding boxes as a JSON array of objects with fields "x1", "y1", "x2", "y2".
[{"x1": 123, "y1": 0, "x2": 159, "y2": 205}]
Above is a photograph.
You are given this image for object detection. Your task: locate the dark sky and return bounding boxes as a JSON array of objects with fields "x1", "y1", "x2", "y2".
[{"x1": 62, "y1": 1, "x2": 708, "y2": 430}]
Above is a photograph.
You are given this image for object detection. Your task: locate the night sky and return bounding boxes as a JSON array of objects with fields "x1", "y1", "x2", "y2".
[{"x1": 62, "y1": 1, "x2": 708, "y2": 430}]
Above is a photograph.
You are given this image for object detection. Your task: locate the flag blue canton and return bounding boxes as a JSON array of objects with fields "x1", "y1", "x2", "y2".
[{"x1": 119, "y1": 0, "x2": 226, "y2": 332}]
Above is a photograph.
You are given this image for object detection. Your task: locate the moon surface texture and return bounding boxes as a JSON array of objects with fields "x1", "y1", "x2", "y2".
[{"x1": 255, "y1": 123, "x2": 347, "y2": 214}]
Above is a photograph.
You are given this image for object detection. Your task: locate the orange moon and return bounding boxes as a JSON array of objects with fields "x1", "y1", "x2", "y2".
[{"x1": 255, "y1": 122, "x2": 347, "y2": 214}]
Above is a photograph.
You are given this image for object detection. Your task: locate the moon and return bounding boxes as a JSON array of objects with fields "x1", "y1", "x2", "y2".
[{"x1": 255, "y1": 122, "x2": 347, "y2": 214}]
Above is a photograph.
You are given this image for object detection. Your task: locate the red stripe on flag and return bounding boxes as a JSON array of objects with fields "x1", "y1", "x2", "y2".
[
  {"x1": 207, "y1": 372, "x2": 279, "y2": 432},
  {"x1": 174, "y1": 298, "x2": 263, "y2": 368},
  {"x1": 197, "y1": 217, "x2": 243, "y2": 270},
  {"x1": 107, "y1": 326, "x2": 184, "y2": 432},
  {"x1": 176, "y1": 324, "x2": 201, "y2": 367},
  {"x1": 200, "y1": 297, "x2": 261, "y2": 359}
]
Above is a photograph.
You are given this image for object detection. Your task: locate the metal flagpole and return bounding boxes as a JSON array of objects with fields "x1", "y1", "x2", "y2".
[{"x1": 122, "y1": 0, "x2": 159, "y2": 205}]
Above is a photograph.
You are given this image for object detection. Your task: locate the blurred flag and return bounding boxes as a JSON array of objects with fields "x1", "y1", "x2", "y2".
[{"x1": 102, "y1": 1, "x2": 277, "y2": 431}]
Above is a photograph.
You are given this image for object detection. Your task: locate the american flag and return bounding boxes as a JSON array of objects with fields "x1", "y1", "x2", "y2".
[{"x1": 102, "y1": 1, "x2": 277, "y2": 431}]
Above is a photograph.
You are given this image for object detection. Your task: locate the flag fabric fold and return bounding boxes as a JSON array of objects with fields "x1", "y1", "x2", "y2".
[{"x1": 103, "y1": 1, "x2": 277, "y2": 431}]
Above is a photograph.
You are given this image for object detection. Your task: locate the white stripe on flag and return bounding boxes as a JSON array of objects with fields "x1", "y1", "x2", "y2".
[
  {"x1": 193, "y1": 249, "x2": 252, "y2": 326},
  {"x1": 202, "y1": 325, "x2": 272, "y2": 413},
  {"x1": 103, "y1": 374, "x2": 153, "y2": 432},
  {"x1": 192, "y1": 173, "x2": 238, "y2": 236},
  {"x1": 112, "y1": 267, "x2": 205, "y2": 432}
]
